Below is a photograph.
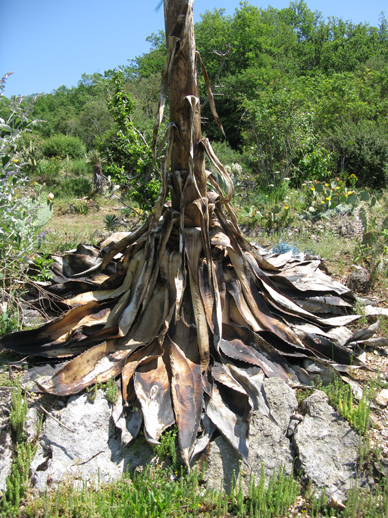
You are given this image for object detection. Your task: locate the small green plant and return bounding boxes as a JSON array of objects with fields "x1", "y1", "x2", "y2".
[
  {"x1": 316, "y1": 377, "x2": 371, "y2": 434},
  {"x1": 153, "y1": 426, "x2": 179, "y2": 469},
  {"x1": 1, "y1": 442, "x2": 37, "y2": 514},
  {"x1": 28, "y1": 253, "x2": 54, "y2": 282},
  {"x1": 228, "y1": 462, "x2": 299, "y2": 518},
  {"x1": 0, "y1": 310, "x2": 19, "y2": 337},
  {"x1": 71, "y1": 200, "x2": 89, "y2": 215},
  {"x1": 103, "y1": 377, "x2": 118, "y2": 404},
  {"x1": 9, "y1": 384, "x2": 28, "y2": 443},
  {"x1": 86, "y1": 381, "x2": 99, "y2": 402},
  {"x1": 103, "y1": 214, "x2": 121, "y2": 231}
]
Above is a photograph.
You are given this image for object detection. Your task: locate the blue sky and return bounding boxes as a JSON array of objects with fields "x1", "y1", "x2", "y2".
[{"x1": 1, "y1": 0, "x2": 386, "y2": 97}]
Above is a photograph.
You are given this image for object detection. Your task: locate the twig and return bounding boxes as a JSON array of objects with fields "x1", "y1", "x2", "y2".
[{"x1": 35, "y1": 402, "x2": 75, "y2": 433}]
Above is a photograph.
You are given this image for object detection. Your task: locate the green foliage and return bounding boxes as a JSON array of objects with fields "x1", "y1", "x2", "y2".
[
  {"x1": 21, "y1": 459, "x2": 299, "y2": 518},
  {"x1": 61, "y1": 177, "x2": 92, "y2": 197},
  {"x1": 0, "y1": 310, "x2": 19, "y2": 337},
  {"x1": 228, "y1": 463, "x2": 299, "y2": 518},
  {"x1": 153, "y1": 426, "x2": 179, "y2": 469},
  {"x1": 28, "y1": 253, "x2": 54, "y2": 282},
  {"x1": 330, "y1": 120, "x2": 388, "y2": 189},
  {"x1": 103, "y1": 378, "x2": 119, "y2": 404},
  {"x1": 70, "y1": 199, "x2": 89, "y2": 215},
  {"x1": 9, "y1": 384, "x2": 28, "y2": 443},
  {"x1": 104, "y1": 70, "x2": 160, "y2": 213},
  {"x1": 1, "y1": 442, "x2": 37, "y2": 516},
  {"x1": 0, "y1": 75, "x2": 53, "y2": 324},
  {"x1": 316, "y1": 377, "x2": 371, "y2": 434},
  {"x1": 87, "y1": 379, "x2": 119, "y2": 404},
  {"x1": 41, "y1": 134, "x2": 86, "y2": 159}
]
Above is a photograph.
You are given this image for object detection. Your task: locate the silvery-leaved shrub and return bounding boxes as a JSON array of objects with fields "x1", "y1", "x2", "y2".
[{"x1": 0, "y1": 73, "x2": 51, "y2": 332}]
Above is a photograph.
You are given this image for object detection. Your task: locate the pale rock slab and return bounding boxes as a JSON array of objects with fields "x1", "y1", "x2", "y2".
[
  {"x1": 293, "y1": 390, "x2": 365, "y2": 502},
  {"x1": 30, "y1": 390, "x2": 153, "y2": 492}
]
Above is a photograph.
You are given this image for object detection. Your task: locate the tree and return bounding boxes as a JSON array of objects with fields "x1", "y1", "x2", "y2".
[{"x1": 1, "y1": 0, "x2": 358, "y2": 465}]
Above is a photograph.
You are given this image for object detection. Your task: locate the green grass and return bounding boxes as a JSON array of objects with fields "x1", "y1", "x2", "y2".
[{"x1": 19, "y1": 462, "x2": 299, "y2": 518}]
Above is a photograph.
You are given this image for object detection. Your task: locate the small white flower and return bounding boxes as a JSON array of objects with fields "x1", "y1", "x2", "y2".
[{"x1": 48, "y1": 192, "x2": 54, "y2": 201}]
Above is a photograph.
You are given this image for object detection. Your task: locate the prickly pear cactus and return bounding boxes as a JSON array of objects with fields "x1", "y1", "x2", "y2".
[{"x1": 29, "y1": 200, "x2": 53, "y2": 228}]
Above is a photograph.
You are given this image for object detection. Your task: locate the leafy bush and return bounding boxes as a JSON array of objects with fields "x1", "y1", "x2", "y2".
[
  {"x1": 62, "y1": 177, "x2": 92, "y2": 197},
  {"x1": 330, "y1": 121, "x2": 388, "y2": 189},
  {"x1": 67, "y1": 158, "x2": 91, "y2": 176},
  {"x1": 50, "y1": 177, "x2": 92, "y2": 198},
  {"x1": 0, "y1": 74, "x2": 52, "y2": 328},
  {"x1": 41, "y1": 134, "x2": 86, "y2": 159}
]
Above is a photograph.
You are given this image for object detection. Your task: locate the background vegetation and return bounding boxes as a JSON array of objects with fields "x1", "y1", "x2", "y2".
[{"x1": 1, "y1": 0, "x2": 388, "y2": 196}]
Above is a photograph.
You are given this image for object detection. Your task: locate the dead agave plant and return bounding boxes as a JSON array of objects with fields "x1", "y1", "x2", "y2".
[{"x1": 0, "y1": 0, "x2": 365, "y2": 465}]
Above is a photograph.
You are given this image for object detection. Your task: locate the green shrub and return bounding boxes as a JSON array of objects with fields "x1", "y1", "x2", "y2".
[
  {"x1": 330, "y1": 121, "x2": 388, "y2": 189},
  {"x1": 41, "y1": 134, "x2": 86, "y2": 159},
  {"x1": 51, "y1": 177, "x2": 92, "y2": 198},
  {"x1": 67, "y1": 159, "x2": 91, "y2": 176}
]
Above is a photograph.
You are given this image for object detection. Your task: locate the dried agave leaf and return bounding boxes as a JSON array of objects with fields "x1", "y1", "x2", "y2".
[
  {"x1": 344, "y1": 319, "x2": 380, "y2": 346},
  {"x1": 225, "y1": 363, "x2": 269, "y2": 416},
  {"x1": 36, "y1": 339, "x2": 130, "y2": 396},
  {"x1": 191, "y1": 414, "x2": 216, "y2": 459},
  {"x1": 225, "y1": 269, "x2": 263, "y2": 332},
  {"x1": 62, "y1": 248, "x2": 145, "y2": 306},
  {"x1": 118, "y1": 237, "x2": 155, "y2": 336},
  {"x1": 121, "y1": 339, "x2": 164, "y2": 402},
  {"x1": 212, "y1": 362, "x2": 246, "y2": 394},
  {"x1": 134, "y1": 351, "x2": 175, "y2": 444},
  {"x1": 222, "y1": 324, "x2": 297, "y2": 382},
  {"x1": 125, "y1": 281, "x2": 169, "y2": 349},
  {"x1": 112, "y1": 395, "x2": 143, "y2": 448},
  {"x1": 196, "y1": 52, "x2": 225, "y2": 137},
  {"x1": 188, "y1": 267, "x2": 210, "y2": 372},
  {"x1": 227, "y1": 248, "x2": 304, "y2": 348},
  {"x1": 201, "y1": 138, "x2": 233, "y2": 203},
  {"x1": 167, "y1": 333, "x2": 202, "y2": 465},
  {"x1": 0, "y1": 301, "x2": 112, "y2": 355},
  {"x1": 205, "y1": 381, "x2": 249, "y2": 461}
]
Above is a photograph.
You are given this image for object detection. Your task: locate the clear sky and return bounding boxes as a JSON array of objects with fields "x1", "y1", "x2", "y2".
[{"x1": 1, "y1": 0, "x2": 386, "y2": 97}]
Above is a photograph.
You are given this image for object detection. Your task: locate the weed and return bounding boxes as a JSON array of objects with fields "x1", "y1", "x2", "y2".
[
  {"x1": 1, "y1": 442, "x2": 37, "y2": 515},
  {"x1": 9, "y1": 384, "x2": 28, "y2": 443},
  {"x1": 104, "y1": 377, "x2": 118, "y2": 404},
  {"x1": 86, "y1": 378, "x2": 118, "y2": 404},
  {"x1": 0, "y1": 310, "x2": 19, "y2": 338},
  {"x1": 153, "y1": 426, "x2": 179, "y2": 469},
  {"x1": 71, "y1": 200, "x2": 89, "y2": 215},
  {"x1": 28, "y1": 253, "x2": 54, "y2": 282},
  {"x1": 315, "y1": 377, "x2": 371, "y2": 434}
]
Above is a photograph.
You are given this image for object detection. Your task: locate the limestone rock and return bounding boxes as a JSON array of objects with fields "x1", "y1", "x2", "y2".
[
  {"x1": 30, "y1": 390, "x2": 154, "y2": 492},
  {"x1": 0, "y1": 388, "x2": 13, "y2": 493},
  {"x1": 293, "y1": 390, "x2": 364, "y2": 502},
  {"x1": 263, "y1": 377, "x2": 298, "y2": 434},
  {"x1": 200, "y1": 411, "x2": 294, "y2": 494},
  {"x1": 24, "y1": 405, "x2": 41, "y2": 441}
]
